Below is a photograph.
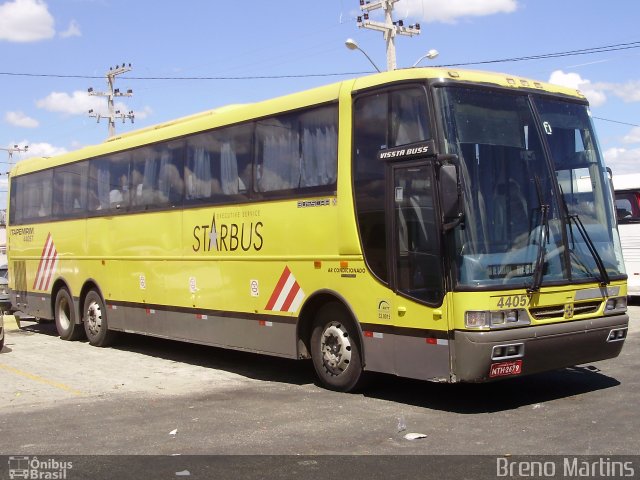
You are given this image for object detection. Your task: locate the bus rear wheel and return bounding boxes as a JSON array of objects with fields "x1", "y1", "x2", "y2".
[
  {"x1": 310, "y1": 302, "x2": 365, "y2": 392},
  {"x1": 83, "y1": 290, "x2": 118, "y2": 347},
  {"x1": 54, "y1": 288, "x2": 84, "y2": 341}
]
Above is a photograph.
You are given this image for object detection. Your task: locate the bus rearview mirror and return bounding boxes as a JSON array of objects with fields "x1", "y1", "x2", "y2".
[{"x1": 439, "y1": 162, "x2": 462, "y2": 229}]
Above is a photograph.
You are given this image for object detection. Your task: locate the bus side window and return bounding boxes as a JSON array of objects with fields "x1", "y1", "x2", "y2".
[
  {"x1": 88, "y1": 158, "x2": 110, "y2": 212},
  {"x1": 185, "y1": 124, "x2": 252, "y2": 205},
  {"x1": 12, "y1": 170, "x2": 53, "y2": 223},
  {"x1": 109, "y1": 153, "x2": 131, "y2": 210},
  {"x1": 53, "y1": 162, "x2": 88, "y2": 218},
  {"x1": 353, "y1": 92, "x2": 389, "y2": 283},
  {"x1": 185, "y1": 138, "x2": 219, "y2": 201},
  {"x1": 299, "y1": 105, "x2": 338, "y2": 189},
  {"x1": 254, "y1": 105, "x2": 338, "y2": 195},
  {"x1": 156, "y1": 143, "x2": 185, "y2": 206},
  {"x1": 390, "y1": 88, "x2": 430, "y2": 146}
]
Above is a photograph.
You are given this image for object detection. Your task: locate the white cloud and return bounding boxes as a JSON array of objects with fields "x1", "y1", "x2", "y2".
[
  {"x1": 610, "y1": 81, "x2": 640, "y2": 103},
  {"x1": 59, "y1": 19, "x2": 81, "y2": 38},
  {"x1": 36, "y1": 90, "x2": 104, "y2": 115},
  {"x1": 23, "y1": 141, "x2": 68, "y2": 158},
  {"x1": 604, "y1": 147, "x2": 640, "y2": 175},
  {"x1": 5, "y1": 111, "x2": 39, "y2": 128},
  {"x1": 550, "y1": 74, "x2": 640, "y2": 107},
  {"x1": 0, "y1": 0, "x2": 55, "y2": 42},
  {"x1": 401, "y1": 0, "x2": 517, "y2": 23},
  {"x1": 623, "y1": 127, "x2": 640, "y2": 145},
  {"x1": 133, "y1": 106, "x2": 153, "y2": 121},
  {"x1": 548, "y1": 70, "x2": 607, "y2": 107}
]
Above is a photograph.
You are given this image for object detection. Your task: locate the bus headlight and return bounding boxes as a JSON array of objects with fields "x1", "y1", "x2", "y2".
[
  {"x1": 605, "y1": 296, "x2": 627, "y2": 314},
  {"x1": 465, "y1": 311, "x2": 490, "y2": 328},
  {"x1": 465, "y1": 310, "x2": 529, "y2": 329}
]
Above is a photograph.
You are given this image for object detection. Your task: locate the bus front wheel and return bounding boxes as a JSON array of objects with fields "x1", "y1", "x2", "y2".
[
  {"x1": 83, "y1": 290, "x2": 118, "y2": 347},
  {"x1": 54, "y1": 288, "x2": 84, "y2": 341},
  {"x1": 310, "y1": 303, "x2": 365, "y2": 392}
]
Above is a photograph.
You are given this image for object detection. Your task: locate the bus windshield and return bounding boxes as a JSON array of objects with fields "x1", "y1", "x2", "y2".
[{"x1": 436, "y1": 86, "x2": 625, "y2": 289}]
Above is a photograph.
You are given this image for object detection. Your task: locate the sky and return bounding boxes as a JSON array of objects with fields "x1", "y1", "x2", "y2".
[{"x1": 1, "y1": 0, "x2": 639, "y2": 209}]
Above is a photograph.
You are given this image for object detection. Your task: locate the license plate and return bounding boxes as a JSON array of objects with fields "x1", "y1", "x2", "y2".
[{"x1": 489, "y1": 360, "x2": 522, "y2": 378}]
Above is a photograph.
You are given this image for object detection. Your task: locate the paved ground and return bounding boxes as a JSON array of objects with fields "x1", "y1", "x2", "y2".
[{"x1": 0, "y1": 306, "x2": 638, "y2": 477}]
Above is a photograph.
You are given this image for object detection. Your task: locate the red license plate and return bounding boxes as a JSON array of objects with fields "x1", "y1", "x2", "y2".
[{"x1": 489, "y1": 360, "x2": 522, "y2": 378}]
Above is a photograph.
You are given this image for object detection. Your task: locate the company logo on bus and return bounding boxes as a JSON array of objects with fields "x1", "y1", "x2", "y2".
[
  {"x1": 377, "y1": 141, "x2": 434, "y2": 161},
  {"x1": 192, "y1": 211, "x2": 263, "y2": 254},
  {"x1": 564, "y1": 303, "x2": 574, "y2": 319}
]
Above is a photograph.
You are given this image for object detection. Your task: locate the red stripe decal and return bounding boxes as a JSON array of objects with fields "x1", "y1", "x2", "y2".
[
  {"x1": 40, "y1": 240, "x2": 57, "y2": 291},
  {"x1": 264, "y1": 266, "x2": 291, "y2": 310},
  {"x1": 280, "y1": 282, "x2": 300, "y2": 312},
  {"x1": 32, "y1": 233, "x2": 52, "y2": 289}
]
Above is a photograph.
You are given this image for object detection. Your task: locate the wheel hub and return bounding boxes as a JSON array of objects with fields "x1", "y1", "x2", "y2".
[
  {"x1": 86, "y1": 302, "x2": 102, "y2": 336},
  {"x1": 320, "y1": 322, "x2": 352, "y2": 376}
]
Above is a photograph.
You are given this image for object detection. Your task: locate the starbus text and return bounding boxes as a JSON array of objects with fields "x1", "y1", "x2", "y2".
[{"x1": 193, "y1": 219, "x2": 264, "y2": 253}]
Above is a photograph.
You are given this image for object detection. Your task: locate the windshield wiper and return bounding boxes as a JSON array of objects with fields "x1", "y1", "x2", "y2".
[
  {"x1": 528, "y1": 175, "x2": 549, "y2": 293},
  {"x1": 559, "y1": 186, "x2": 610, "y2": 286}
]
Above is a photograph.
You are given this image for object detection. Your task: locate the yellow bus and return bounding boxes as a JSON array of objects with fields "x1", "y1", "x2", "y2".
[{"x1": 7, "y1": 68, "x2": 629, "y2": 391}]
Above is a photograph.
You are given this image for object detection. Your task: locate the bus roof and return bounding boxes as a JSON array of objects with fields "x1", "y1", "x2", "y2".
[
  {"x1": 10, "y1": 67, "x2": 586, "y2": 177},
  {"x1": 613, "y1": 172, "x2": 640, "y2": 191}
]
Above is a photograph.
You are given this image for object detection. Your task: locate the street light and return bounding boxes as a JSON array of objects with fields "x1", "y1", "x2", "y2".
[
  {"x1": 345, "y1": 38, "x2": 382, "y2": 73},
  {"x1": 412, "y1": 49, "x2": 439, "y2": 67}
]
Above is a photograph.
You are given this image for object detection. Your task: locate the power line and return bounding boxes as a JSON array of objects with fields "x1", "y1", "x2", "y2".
[
  {"x1": 593, "y1": 117, "x2": 640, "y2": 128},
  {"x1": 439, "y1": 41, "x2": 640, "y2": 68},
  {"x1": 0, "y1": 71, "x2": 372, "y2": 80},
  {"x1": 0, "y1": 40, "x2": 638, "y2": 81}
]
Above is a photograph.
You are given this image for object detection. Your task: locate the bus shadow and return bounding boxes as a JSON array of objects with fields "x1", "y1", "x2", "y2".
[
  {"x1": 15, "y1": 319, "x2": 58, "y2": 336},
  {"x1": 111, "y1": 330, "x2": 622, "y2": 413},
  {"x1": 17, "y1": 319, "x2": 622, "y2": 411},
  {"x1": 15, "y1": 319, "x2": 314, "y2": 385},
  {"x1": 111, "y1": 332, "x2": 316, "y2": 387},
  {"x1": 363, "y1": 366, "x2": 621, "y2": 413}
]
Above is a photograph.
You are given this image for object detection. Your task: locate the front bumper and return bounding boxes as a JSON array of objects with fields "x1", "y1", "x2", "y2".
[{"x1": 453, "y1": 314, "x2": 628, "y2": 382}]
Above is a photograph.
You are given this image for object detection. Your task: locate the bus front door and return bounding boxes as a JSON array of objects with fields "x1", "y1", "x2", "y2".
[{"x1": 389, "y1": 161, "x2": 449, "y2": 381}]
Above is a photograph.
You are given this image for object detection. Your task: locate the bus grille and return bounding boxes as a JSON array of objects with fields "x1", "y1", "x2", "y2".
[{"x1": 529, "y1": 300, "x2": 602, "y2": 320}]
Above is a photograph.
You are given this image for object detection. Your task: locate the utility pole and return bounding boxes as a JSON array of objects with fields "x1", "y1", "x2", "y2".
[
  {"x1": 0, "y1": 144, "x2": 28, "y2": 172},
  {"x1": 88, "y1": 63, "x2": 135, "y2": 138},
  {"x1": 357, "y1": 0, "x2": 421, "y2": 70}
]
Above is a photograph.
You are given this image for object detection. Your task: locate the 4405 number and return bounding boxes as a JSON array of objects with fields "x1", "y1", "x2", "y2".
[{"x1": 496, "y1": 294, "x2": 530, "y2": 309}]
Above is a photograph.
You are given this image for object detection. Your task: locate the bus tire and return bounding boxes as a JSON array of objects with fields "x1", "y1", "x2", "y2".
[
  {"x1": 54, "y1": 288, "x2": 85, "y2": 341},
  {"x1": 83, "y1": 290, "x2": 118, "y2": 347},
  {"x1": 310, "y1": 302, "x2": 365, "y2": 392}
]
